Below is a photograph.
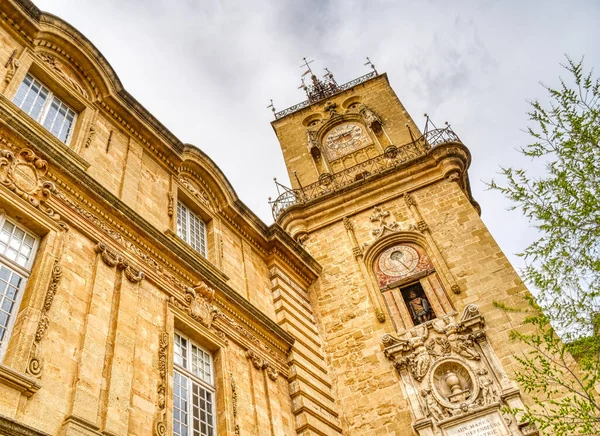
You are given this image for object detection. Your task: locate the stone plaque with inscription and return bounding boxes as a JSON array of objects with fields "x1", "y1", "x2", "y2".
[{"x1": 445, "y1": 412, "x2": 508, "y2": 436}]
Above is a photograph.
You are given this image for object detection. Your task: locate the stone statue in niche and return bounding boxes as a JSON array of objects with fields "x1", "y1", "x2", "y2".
[
  {"x1": 421, "y1": 389, "x2": 445, "y2": 421},
  {"x1": 476, "y1": 368, "x2": 498, "y2": 405},
  {"x1": 405, "y1": 324, "x2": 431, "y2": 381},
  {"x1": 402, "y1": 283, "x2": 435, "y2": 325}
]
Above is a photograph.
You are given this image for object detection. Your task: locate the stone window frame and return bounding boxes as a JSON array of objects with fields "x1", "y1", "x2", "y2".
[
  {"x1": 3, "y1": 49, "x2": 96, "y2": 155},
  {"x1": 12, "y1": 73, "x2": 78, "y2": 145},
  {"x1": 166, "y1": 308, "x2": 230, "y2": 436},
  {"x1": 173, "y1": 330, "x2": 217, "y2": 436},
  {"x1": 0, "y1": 193, "x2": 66, "y2": 396},
  {"x1": 0, "y1": 215, "x2": 40, "y2": 360},
  {"x1": 169, "y1": 177, "x2": 221, "y2": 268}
]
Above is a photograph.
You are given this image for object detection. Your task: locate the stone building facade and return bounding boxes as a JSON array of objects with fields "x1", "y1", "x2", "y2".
[{"x1": 0, "y1": 1, "x2": 540, "y2": 435}]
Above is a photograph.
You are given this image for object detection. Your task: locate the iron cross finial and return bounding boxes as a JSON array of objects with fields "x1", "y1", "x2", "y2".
[
  {"x1": 364, "y1": 57, "x2": 378, "y2": 75},
  {"x1": 267, "y1": 99, "x2": 276, "y2": 117}
]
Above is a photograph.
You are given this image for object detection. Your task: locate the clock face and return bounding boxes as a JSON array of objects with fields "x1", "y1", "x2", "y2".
[
  {"x1": 325, "y1": 123, "x2": 365, "y2": 150},
  {"x1": 378, "y1": 245, "x2": 419, "y2": 277}
]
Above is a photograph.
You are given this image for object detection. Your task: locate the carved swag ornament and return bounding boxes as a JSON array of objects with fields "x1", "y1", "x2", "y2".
[{"x1": 382, "y1": 305, "x2": 538, "y2": 435}]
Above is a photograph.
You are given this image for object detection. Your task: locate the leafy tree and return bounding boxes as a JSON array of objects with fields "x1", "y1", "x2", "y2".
[{"x1": 489, "y1": 57, "x2": 600, "y2": 435}]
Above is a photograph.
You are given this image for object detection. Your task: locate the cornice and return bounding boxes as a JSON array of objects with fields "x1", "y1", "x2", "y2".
[
  {"x1": 0, "y1": 127, "x2": 295, "y2": 361},
  {"x1": 277, "y1": 142, "x2": 477, "y2": 235}
]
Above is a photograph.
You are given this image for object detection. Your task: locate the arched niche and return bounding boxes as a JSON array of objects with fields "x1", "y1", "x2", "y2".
[{"x1": 365, "y1": 232, "x2": 455, "y2": 332}]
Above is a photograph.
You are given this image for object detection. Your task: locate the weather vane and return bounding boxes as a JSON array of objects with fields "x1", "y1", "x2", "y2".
[
  {"x1": 300, "y1": 57, "x2": 315, "y2": 77},
  {"x1": 364, "y1": 57, "x2": 378, "y2": 75}
]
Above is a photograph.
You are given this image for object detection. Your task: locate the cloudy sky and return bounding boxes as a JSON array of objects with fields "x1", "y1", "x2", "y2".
[{"x1": 34, "y1": 0, "x2": 600, "y2": 272}]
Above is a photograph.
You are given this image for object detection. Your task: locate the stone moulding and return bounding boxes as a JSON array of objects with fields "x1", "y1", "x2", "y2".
[{"x1": 27, "y1": 260, "x2": 62, "y2": 378}]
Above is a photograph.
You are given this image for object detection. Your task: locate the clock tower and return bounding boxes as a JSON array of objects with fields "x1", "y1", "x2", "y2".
[{"x1": 269, "y1": 65, "x2": 538, "y2": 435}]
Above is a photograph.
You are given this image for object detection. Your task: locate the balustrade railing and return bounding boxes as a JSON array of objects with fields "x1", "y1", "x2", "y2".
[{"x1": 270, "y1": 127, "x2": 462, "y2": 220}]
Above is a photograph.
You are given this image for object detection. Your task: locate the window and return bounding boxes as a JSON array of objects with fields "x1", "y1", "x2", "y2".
[
  {"x1": 13, "y1": 73, "x2": 77, "y2": 144},
  {"x1": 0, "y1": 217, "x2": 38, "y2": 359},
  {"x1": 177, "y1": 201, "x2": 207, "y2": 257},
  {"x1": 173, "y1": 332, "x2": 216, "y2": 436}
]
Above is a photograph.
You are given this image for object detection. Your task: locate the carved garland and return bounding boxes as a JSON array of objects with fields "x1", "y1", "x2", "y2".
[
  {"x1": 27, "y1": 261, "x2": 62, "y2": 377},
  {"x1": 95, "y1": 242, "x2": 145, "y2": 283},
  {"x1": 154, "y1": 332, "x2": 168, "y2": 436},
  {"x1": 246, "y1": 349, "x2": 279, "y2": 381},
  {"x1": 230, "y1": 373, "x2": 241, "y2": 435}
]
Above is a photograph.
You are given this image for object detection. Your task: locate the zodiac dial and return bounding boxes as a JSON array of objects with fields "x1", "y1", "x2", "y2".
[{"x1": 378, "y1": 245, "x2": 419, "y2": 276}]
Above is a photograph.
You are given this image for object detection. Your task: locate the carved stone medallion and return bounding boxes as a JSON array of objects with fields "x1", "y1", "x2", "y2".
[{"x1": 430, "y1": 358, "x2": 478, "y2": 409}]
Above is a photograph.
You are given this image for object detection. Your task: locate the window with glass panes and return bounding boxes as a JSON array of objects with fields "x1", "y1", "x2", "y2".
[
  {"x1": 13, "y1": 73, "x2": 77, "y2": 144},
  {"x1": 173, "y1": 332, "x2": 216, "y2": 436},
  {"x1": 0, "y1": 216, "x2": 38, "y2": 359},
  {"x1": 176, "y1": 201, "x2": 207, "y2": 257}
]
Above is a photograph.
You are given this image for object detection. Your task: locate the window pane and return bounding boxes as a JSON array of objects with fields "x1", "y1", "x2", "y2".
[
  {"x1": 173, "y1": 371, "x2": 190, "y2": 436},
  {"x1": 177, "y1": 201, "x2": 188, "y2": 242},
  {"x1": 43, "y1": 97, "x2": 76, "y2": 144},
  {"x1": 0, "y1": 264, "x2": 23, "y2": 344},
  {"x1": 191, "y1": 382, "x2": 215, "y2": 436},
  {"x1": 0, "y1": 220, "x2": 36, "y2": 269},
  {"x1": 174, "y1": 333, "x2": 188, "y2": 369},
  {"x1": 13, "y1": 74, "x2": 49, "y2": 121},
  {"x1": 191, "y1": 343, "x2": 212, "y2": 383}
]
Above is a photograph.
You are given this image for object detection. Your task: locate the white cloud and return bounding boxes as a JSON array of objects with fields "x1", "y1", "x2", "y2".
[{"x1": 33, "y1": 0, "x2": 600, "y2": 274}]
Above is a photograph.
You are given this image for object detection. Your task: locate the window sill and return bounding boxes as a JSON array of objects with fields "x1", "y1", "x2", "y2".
[
  {"x1": 0, "y1": 363, "x2": 41, "y2": 397},
  {"x1": 0, "y1": 94, "x2": 90, "y2": 172},
  {"x1": 164, "y1": 229, "x2": 229, "y2": 283}
]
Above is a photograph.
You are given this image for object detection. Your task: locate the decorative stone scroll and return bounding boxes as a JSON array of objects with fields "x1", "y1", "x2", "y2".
[
  {"x1": 246, "y1": 348, "x2": 279, "y2": 381},
  {"x1": 382, "y1": 305, "x2": 537, "y2": 435},
  {"x1": 4, "y1": 50, "x2": 19, "y2": 84},
  {"x1": 27, "y1": 260, "x2": 62, "y2": 377},
  {"x1": 95, "y1": 242, "x2": 145, "y2": 283},
  {"x1": 0, "y1": 148, "x2": 65, "y2": 227}
]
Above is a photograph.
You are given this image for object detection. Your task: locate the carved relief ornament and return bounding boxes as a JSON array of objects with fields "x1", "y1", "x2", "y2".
[
  {"x1": 246, "y1": 348, "x2": 279, "y2": 381},
  {"x1": 0, "y1": 148, "x2": 65, "y2": 227},
  {"x1": 382, "y1": 305, "x2": 533, "y2": 435},
  {"x1": 27, "y1": 261, "x2": 62, "y2": 377},
  {"x1": 169, "y1": 283, "x2": 219, "y2": 330},
  {"x1": 154, "y1": 332, "x2": 168, "y2": 436}
]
